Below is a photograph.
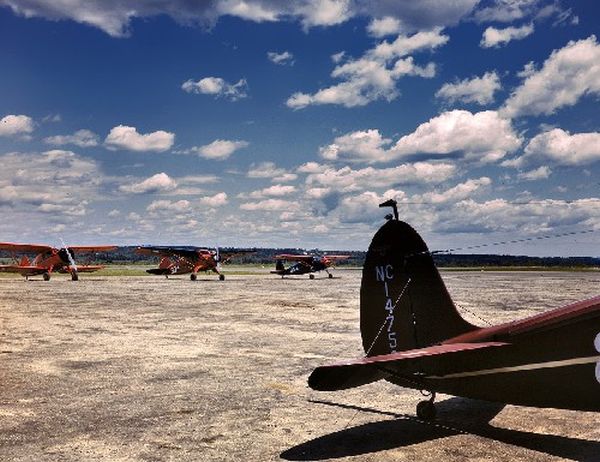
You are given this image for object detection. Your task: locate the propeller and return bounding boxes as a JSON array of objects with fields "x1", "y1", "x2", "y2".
[
  {"x1": 215, "y1": 246, "x2": 222, "y2": 272},
  {"x1": 60, "y1": 237, "x2": 79, "y2": 281}
]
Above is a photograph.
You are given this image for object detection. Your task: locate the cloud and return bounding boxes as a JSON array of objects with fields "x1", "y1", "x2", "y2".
[
  {"x1": 246, "y1": 161, "x2": 297, "y2": 182},
  {"x1": 304, "y1": 162, "x2": 456, "y2": 192},
  {"x1": 413, "y1": 177, "x2": 492, "y2": 204},
  {"x1": 473, "y1": 0, "x2": 575, "y2": 25},
  {"x1": 392, "y1": 110, "x2": 522, "y2": 163},
  {"x1": 506, "y1": 129, "x2": 600, "y2": 167},
  {"x1": 44, "y1": 129, "x2": 100, "y2": 147},
  {"x1": 0, "y1": 1, "x2": 478, "y2": 37},
  {"x1": 435, "y1": 71, "x2": 501, "y2": 105},
  {"x1": 181, "y1": 77, "x2": 248, "y2": 101},
  {"x1": 366, "y1": 16, "x2": 402, "y2": 37},
  {"x1": 240, "y1": 198, "x2": 298, "y2": 211},
  {"x1": 105, "y1": 125, "x2": 175, "y2": 152},
  {"x1": 480, "y1": 23, "x2": 534, "y2": 48},
  {"x1": 198, "y1": 192, "x2": 228, "y2": 207},
  {"x1": 321, "y1": 110, "x2": 521, "y2": 164},
  {"x1": 199, "y1": 139, "x2": 248, "y2": 160},
  {"x1": 517, "y1": 166, "x2": 552, "y2": 181},
  {"x1": 0, "y1": 149, "x2": 101, "y2": 219},
  {"x1": 286, "y1": 29, "x2": 446, "y2": 109},
  {"x1": 119, "y1": 172, "x2": 177, "y2": 194},
  {"x1": 267, "y1": 50, "x2": 295, "y2": 65},
  {"x1": 147, "y1": 199, "x2": 191, "y2": 213},
  {"x1": 335, "y1": 189, "x2": 406, "y2": 224},
  {"x1": 0, "y1": 114, "x2": 34, "y2": 137},
  {"x1": 502, "y1": 36, "x2": 600, "y2": 118},
  {"x1": 244, "y1": 184, "x2": 296, "y2": 199}
]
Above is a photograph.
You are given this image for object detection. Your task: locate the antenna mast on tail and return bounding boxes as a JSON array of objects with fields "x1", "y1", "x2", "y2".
[{"x1": 379, "y1": 199, "x2": 398, "y2": 221}]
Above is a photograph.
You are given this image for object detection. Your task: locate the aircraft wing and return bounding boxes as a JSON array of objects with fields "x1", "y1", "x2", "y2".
[
  {"x1": 274, "y1": 254, "x2": 314, "y2": 262},
  {"x1": 309, "y1": 342, "x2": 508, "y2": 391},
  {"x1": 218, "y1": 249, "x2": 255, "y2": 263},
  {"x1": 68, "y1": 246, "x2": 117, "y2": 253},
  {"x1": 0, "y1": 264, "x2": 47, "y2": 276},
  {"x1": 0, "y1": 243, "x2": 53, "y2": 254},
  {"x1": 136, "y1": 246, "x2": 200, "y2": 259},
  {"x1": 323, "y1": 255, "x2": 350, "y2": 261},
  {"x1": 57, "y1": 265, "x2": 105, "y2": 273}
]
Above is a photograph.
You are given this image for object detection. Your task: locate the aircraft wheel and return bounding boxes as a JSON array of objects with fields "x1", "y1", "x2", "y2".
[
  {"x1": 219, "y1": 274, "x2": 225, "y2": 281},
  {"x1": 309, "y1": 274, "x2": 315, "y2": 280},
  {"x1": 71, "y1": 273, "x2": 79, "y2": 281},
  {"x1": 43, "y1": 272, "x2": 51, "y2": 281},
  {"x1": 190, "y1": 273, "x2": 197, "y2": 281},
  {"x1": 328, "y1": 273, "x2": 333, "y2": 279},
  {"x1": 416, "y1": 400, "x2": 436, "y2": 421}
]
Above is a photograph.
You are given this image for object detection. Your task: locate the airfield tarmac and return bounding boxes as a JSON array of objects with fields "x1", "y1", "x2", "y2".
[{"x1": 0, "y1": 269, "x2": 599, "y2": 461}]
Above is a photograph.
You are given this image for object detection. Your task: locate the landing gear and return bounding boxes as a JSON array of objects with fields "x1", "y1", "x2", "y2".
[
  {"x1": 309, "y1": 274, "x2": 315, "y2": 280},
  {"x1": 219, "y1": 274, "x2": 225, "y2": 281},
  {"x1": 328, "y1": 273, "x2": 333, "y2": 279},
  {"x1": 190, "y1": 273, "x2": 197, "y2": 281},
  {"x1": 71, "y1": 272, "x2": 79, "y2": 281},
  {"x1": 43, "y1": 272, "x2": 51, "y2": 281},
  {"x1": 416, "y1": 393, "x2": 437, "y2": 421}
]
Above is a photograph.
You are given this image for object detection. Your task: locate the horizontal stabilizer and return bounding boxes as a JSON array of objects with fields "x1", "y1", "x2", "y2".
[{"x1": 309, "y1": 342, "x2": 507, "y2": 391}]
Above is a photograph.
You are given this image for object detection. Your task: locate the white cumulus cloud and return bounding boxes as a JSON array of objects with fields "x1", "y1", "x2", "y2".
[
  {"x1": 435, "y1": 71, "x2": 501, "y2": 105},
  {"x1": 0, "y1": 114, "x2": 34, "y2": 137},
  {"x1": 147, "y1": 199, "x2": 191, "y2": 213},
  {"x1": 267, "y1": 50, "x2": 294, "y2": 65},
  {"x1": 506, "y1": 128, "x2": 600, "y2": 167},
  {"x1": 286, "y1": 29, "x2": 446, "y2": 109},
  {"x1": 120, "y1": 172, "x2": 177, "y2": 194},
  {"x1": 480, "y1": 23, "x2": 534, "y2": 48},
  {"x1": 181, "y1": 77, "x2": 248, "y2": 101},
  {"x1": 44, "y1": 129, "x2": 99, "y2": 147},
  {"x1": 199, "y1": 192, "x2": 228, "y2": 207},
  {"x1": 502, "y1": 35, "x2": 600, "y2": 118},
  {"x1": 105, "y1": 125, "x2": 174, "y2": 152}
]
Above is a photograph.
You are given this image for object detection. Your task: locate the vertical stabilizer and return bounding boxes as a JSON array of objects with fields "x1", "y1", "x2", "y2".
[{"x1": 360, "y1": 218, "x2": 477, "y2": 357}]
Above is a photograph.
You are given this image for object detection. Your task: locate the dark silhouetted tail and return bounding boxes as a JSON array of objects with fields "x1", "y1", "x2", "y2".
[{"x1": 360, "y1": 219, "x2": 477, "y2": 357}]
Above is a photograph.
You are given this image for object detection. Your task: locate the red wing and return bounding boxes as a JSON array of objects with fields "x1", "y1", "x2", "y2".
[
  {"x1": 68, "y1": 246, "x2": 117, "y2": 253},
  {"x1": 309, "y1": 342, "x2": 508, "y2": 391},
  {"x1": 0, "y1": 264, "x2": 47, "y2": 276},
  {"x1": 275, "y1": 254, "x2": 313, "y2": 262},
  {"x1": 218, "y1": 250, "x2": 255, "y2": 263},
  {"x1": 0, "y1": 243, "x2": 53, "y2": 254},
  {"x1": 57, "y1": 265, "x2": 105, "y2": 273},
  {"x1": 323, "y1": 255, "x2": 350, "y2": 261}
]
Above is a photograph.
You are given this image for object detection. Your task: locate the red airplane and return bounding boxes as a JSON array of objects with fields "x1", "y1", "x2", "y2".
[
  {"x1": 309, "y1": 200, "x2": 600, "y2": 420},
  {"x1": 271, "y1": 253, "x2": 350, "y2": 279},
  {"x1": 0, "y1": 243, "x2": 116, "y2": 281},
  {"x1": 136, "y1": 246, "x2": 253, "y2": 281}
]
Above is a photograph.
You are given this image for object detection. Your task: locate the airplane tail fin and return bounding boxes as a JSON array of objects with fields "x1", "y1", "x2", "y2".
[
  {"x1": 360, "y1": 219, "x2": 477, "y2": 357},
  {"x1": 275, "y1": 259, "x2": 285, "y2": 272}
]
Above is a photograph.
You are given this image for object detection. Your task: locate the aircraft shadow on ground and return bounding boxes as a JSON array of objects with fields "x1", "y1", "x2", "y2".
[{"x1": 280, "y1": 397, "x2": 600, "y2": 461}]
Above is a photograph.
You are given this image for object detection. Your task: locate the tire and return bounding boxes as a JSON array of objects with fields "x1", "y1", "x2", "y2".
[
  {"x1": 190, "y1": 273, "x2": 197, "y2": 281},
  {"x1": 309, "y1": 274, "x2": 315, "y2": 280},
  {"x1": 219, "y1": 274, "x2": 225, "y2": 281},
  {"x1": 416, "y1": 400, "x2": 436, "y2": 421},
  {"x1": 43, "y1": 272, "x2": 51, "y2": 281}
]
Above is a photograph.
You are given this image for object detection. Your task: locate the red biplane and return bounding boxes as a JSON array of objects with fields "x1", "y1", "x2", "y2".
[
  {"x1": 0, "y1": 243, "x2": 116, "y2": 281},
  {"x1": 136, "y1": 246, "x2": 253, "y2": 281},
  {"x1": 309, "y1": 200, "x2": 600, "y2": 419},
  {"x1": 271, "y1": 253, "x2": 350, "y2": 279}
]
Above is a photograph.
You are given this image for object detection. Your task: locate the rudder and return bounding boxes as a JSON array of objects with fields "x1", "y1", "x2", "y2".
[{"x1": 360, "y1": 219, "x2": 477, "y2": 357}]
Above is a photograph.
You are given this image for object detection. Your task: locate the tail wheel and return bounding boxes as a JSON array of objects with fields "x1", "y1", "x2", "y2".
[
  {"x1": 43, "y1": 272, "x2": 51, "y2": 281},
  {"x1": 219, "y1": 274, "x2": 225, "y2": 281},
  {"x1": 416, "y1": 393, "x2": 437, "y2": 421},
  {"x1": 309, "y1": 274, "x2": 315, "y2": 280},
  {"x1": 328, "y1": 273, "x2": 333, "y2": 279},
  {"x1": 190, "y1": 273, "x2": 197, "y2": 281}
]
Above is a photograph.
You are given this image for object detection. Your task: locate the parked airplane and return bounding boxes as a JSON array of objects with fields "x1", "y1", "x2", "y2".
[
  {"x1": 0, "y1": 243, "x2": 116, "y2": 281},
  {"x1": 309, "y1": 200, "x2": 600, "y2": 420},
  {"x1": 136, "y1": 246, "x2": 253, "y2": 281},
  {"x1": 272, "y1": 253, "x2": 350, "y2": 279}
]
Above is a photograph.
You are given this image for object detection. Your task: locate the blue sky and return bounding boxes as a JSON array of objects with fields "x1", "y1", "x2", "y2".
[{"x1": 0, "y1": 0, "x2": 599, "y2": 256}]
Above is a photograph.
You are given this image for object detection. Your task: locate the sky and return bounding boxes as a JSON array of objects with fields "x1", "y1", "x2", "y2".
[{"x1": 0, "y1": 0, "x2": 599, "y2": 256}]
